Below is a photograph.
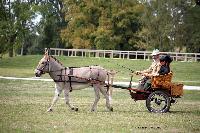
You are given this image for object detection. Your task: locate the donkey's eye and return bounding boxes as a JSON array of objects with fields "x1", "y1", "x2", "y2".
[{"x1": 41, "y1": 62, "x2": 45, "y2": 64}]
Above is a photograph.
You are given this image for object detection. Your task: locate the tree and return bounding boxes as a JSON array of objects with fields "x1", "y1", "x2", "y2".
[
  {"x1": 0, "y1": 0, "x2": 37, "y2": 56},
  {"x1": 26, "y1": 0, "x2": 66, "y2": 54},
  {"x1": 0, "y1": 0, "x2": 17, "y2": 57},
  {"x1": 12, "y1": 1, "x2": 35, "y2": 55},
  {"x1": 0, "y1": 0, "x2": 66, "y2": 56},
  {"x1": 140, "y1": 0, "x2": 194, "y2": 52},
  {"x1": 184, "y1": 5, "x2": 200, "y2": 52},
  {"x1": 112, "y1": 10, "x2": 142, "y2": 50},
  {"x1": 61, "y1": 0, "x2": 142, "y2": 50}
]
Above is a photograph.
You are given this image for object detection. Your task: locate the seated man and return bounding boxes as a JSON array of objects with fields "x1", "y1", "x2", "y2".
[{"x1": 135, "y1": 49, "x2": 160, "y2": 90}]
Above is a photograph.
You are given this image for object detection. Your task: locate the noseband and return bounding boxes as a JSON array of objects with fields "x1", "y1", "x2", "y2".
[{"x1": 37, "y1": 59, "x2": 50, "y2": 74}]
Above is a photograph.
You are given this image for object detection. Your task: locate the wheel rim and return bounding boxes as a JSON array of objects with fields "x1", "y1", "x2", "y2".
[{"x1": 149, "y1": 92, "x2": 168, "y2": 112}]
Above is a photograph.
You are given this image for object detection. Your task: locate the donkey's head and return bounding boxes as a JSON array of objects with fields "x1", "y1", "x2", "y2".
[{"x1": 35, "y1": 51, "x2": 50, "y2": 77}]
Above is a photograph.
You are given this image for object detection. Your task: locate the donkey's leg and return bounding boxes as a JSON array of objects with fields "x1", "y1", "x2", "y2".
[
  {"x1": 99, "y1": 85, "x2": 113, "y2": 112},
  {"x1": 47, "y1": 84, "x2": 62, "y2": 112},
  {"x1": 63, "y1": 88, "x2": 78, "y2": 111},
  {"x1": 91, "y1": 84, "x2": 100, "y2": 112}
]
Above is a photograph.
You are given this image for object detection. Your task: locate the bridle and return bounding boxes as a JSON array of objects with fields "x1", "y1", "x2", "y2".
[
  {"x1": 36, "y1": 57, "x2": 50, "y2": 75},
  {"x1": 36, "y1": 56, "x2": 63, "y2": 75}
]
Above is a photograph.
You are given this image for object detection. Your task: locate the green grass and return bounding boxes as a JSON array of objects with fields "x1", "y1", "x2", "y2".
[
  {"x1": 0, "y1": 55, "x2": 200, "y2": 85},
  {"x1": 0, "y1": 55, "x2": 199, "y2": 132},
  {"x1": 0, "y1": 79, "x2": 199, "y2": 133}
]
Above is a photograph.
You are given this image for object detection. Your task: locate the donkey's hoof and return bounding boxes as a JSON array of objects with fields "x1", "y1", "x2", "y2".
[
  {"x1": 91, "y1": 109, "x2": 96, "y2": 112},
  {"x1": 47, "y1": 108, "x2": 53, "y2": 112},
  {"x1": 110, "y1": 107, "x2": 113, "y2": 112},
  {"x1": 72, "y1": 107, "x2": 78, "y2": 111}
]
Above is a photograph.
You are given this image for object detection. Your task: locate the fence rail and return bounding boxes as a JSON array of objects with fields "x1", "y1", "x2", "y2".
[{"x1": 47, "y1": 48, "x2": 200, "y2": 62}]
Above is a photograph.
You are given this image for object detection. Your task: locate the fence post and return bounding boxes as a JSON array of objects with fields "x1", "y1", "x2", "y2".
[
  {"x1": 195, "y1": 54, "x2": 197, "y2": 62},
  {"x1": 111, "y1": 50, "x2": 113, "y2": 58},
  {"x1": 184, "y1": 54, "x2": 187, "y2": 62},
  {"x1": 136, "y1": 51, "x2": 137, "y2": 59}
]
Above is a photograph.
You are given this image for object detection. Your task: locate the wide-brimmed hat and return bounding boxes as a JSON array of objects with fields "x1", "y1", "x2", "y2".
[{"x1": 151, "y1": 49, "x2": 160, "y2": 56}]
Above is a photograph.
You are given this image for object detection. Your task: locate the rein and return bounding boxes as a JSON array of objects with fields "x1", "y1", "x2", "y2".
[{"x1": 105, "y1": 60, "x2": 134, "y2": 73}]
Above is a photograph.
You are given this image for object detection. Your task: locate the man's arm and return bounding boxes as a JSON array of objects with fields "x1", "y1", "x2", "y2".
[{"x1": 135, "y1": 63, "x2": 154, "y2": 75}]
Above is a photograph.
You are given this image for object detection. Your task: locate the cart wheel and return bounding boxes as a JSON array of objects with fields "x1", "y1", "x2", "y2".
[{"x1": 146, "y1": 91, "x2": 170, "y2": 113}]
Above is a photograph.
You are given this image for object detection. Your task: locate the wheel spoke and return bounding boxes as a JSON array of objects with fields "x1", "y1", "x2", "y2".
[{"x1": 146, "y1": 91, "x2": 170, "y2": 113}]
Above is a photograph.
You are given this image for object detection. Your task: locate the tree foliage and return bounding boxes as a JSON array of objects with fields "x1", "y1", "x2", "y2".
[
  {"x1": 0, "y1": 0, "x2": 200, "y2": 57},
  {"x1": 61, "y1": 0, "x2": 143, "y2": 50},
  {"x1": 0, "y1": 0, "x2": 65, "y2": 56},
  {"x1": 184, "y1": 5, "x2": 200, "y2": 52}
]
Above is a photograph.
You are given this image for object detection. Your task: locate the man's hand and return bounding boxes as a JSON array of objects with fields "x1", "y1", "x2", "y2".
[{"x1": 135, "y1": 71, "x2": 141, "y2": 75}]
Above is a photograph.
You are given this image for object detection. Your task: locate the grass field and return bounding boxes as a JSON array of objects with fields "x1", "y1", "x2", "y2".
[
  {"x1": 0, "y1": 55, "x2": 200, "y2": 85},
  {"x1": 0, "y1": 79, "x2": 199, "y2": 133},
  {"x1": 0, "y1": 55, "x2": 200, "y2": 132}
]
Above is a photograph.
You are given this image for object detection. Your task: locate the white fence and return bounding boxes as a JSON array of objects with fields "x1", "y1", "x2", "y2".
[{"x1": 47, "y1": 48, "x2": 200, "y2": 62}]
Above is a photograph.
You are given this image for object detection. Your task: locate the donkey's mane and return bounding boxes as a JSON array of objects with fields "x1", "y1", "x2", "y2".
[{"x1": 50, "y1": 55, "x2": 64, "y2": 66}]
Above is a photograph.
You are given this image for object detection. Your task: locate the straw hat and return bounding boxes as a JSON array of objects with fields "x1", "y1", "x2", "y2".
[{"x1": 151, "y1": 49, "x2": 160, "y2": 56}]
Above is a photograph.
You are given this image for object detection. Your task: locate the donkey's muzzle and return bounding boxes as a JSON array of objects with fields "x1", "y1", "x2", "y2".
[
  {"x1": 35, "y1": 72, "x2": 40, "y2": 77},
  {"x1": 35, "y1": 69, "x2": 42, "y2": 77}
]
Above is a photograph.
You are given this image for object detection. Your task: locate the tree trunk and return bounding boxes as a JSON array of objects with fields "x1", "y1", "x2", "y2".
[
  {"x1": 21, "y1": 44, "x2": 24, "y2": 56},
  {"x1": 8, "y1": 34, "x2": 17, "y2": 57},
  {"x1": 8, "y1": 45, "x2": 13, "y2": 57}
]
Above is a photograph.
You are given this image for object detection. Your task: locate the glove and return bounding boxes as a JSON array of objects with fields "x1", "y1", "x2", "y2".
[{"x1": 135, "y1": 71, "x2": 141, "y2": 75}]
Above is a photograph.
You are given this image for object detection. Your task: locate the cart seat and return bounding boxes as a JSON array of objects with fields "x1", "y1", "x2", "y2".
[
  {"x1": 151, "y1": 72, "x2": 173, "y2": 89},
  {"x1": 151, "y1": 72, "x2": 183, "y2": 96}
]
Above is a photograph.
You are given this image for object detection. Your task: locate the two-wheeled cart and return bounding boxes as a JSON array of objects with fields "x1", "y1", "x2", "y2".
[{"x1": 112, "y1": 72, "x2": 183, "y2": 113}]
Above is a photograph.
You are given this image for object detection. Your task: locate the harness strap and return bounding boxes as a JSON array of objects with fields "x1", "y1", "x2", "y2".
[
  {"x1": 53, "y1": 80, "x2": 88, "y2": 84},
  {"x1": 68, "y1": 68, "x2": 73, "y2": 92},
  {"x1": 57, "y1": 69, "x2": 63, "y2": 81},
  {"x1": 53, "y1": 67, "x2": 111, "y2": 92}
]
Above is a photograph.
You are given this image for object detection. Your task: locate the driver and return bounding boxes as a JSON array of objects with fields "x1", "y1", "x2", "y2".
[{"x1": 135, "y1": 49, "x2": 160, "y2": 90}]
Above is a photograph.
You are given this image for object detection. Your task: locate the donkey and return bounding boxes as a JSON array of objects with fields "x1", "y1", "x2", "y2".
[{"x1": 34, "y1": 52, "x2": 114, "y2": 112}]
